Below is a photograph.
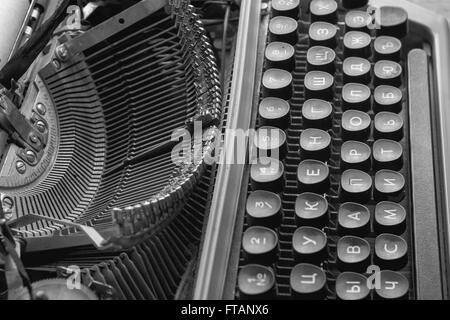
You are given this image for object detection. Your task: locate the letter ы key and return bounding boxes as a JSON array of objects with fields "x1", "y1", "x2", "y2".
[
  {"x1": 251, "y1": 157, "x2": 284, "y2": 192},
  {"x1": 373, "y1": 139, "x2": 403, "y2": 171},
  {"x1": 310, "y1": 0, "x2": 338, "y2": 24},
  {"x1": 340, "y1": 169, "x2": 372, "y2": 203},
  {"x1": 307, "y1": 46, "x2": 336, "y2": 74},
  {"x1": 342, "y1": 83, "x2": 371, "y2": 111},
  {"x1": 266, "y1": 42, "x2": 296, "y2": 71},
  {"x1": 341, "y1": 110, "x2": 371, "y2": 141},
  {"x1": 295, "y1": 192, "x2": 328, "y2": 228},
  {"x1": 343, "y1": 31, "x2": 371, "y2": 58},
  {"x1": 263, "y1": 68, "x2": 293, "y2": 99},
  {"x1": 242, "y1": 226, "x2": 279, "y2": 264},
  {"x1": 374, "y1": 61, "x2": 402, "y2": 87},
  {"x1": 337, "y1": 236, "x2": 371, "y2": 272},
  {"x1": 259, "y1": 97, "x2": 291, "y2": 129},
  {"x1": 297, "y1": 160, "x2": 330, "y2": 194},
  {"x1": 374, "y1": 169, "x2": 405, "y2": 201},
  {"x1": 302, "y1": 99, "x2": 333, "y2": 130},
  {"x1": 374, "y1": 36, "x2": 402, "y2": 62},
  {"x1": 238, "y1": 264, "x2": 276, "y2": 299},
  {"x1": 374, "y1": 85, "x2": 402, "y2": 113},
  {"x1": 254, "y1": 126, "x2": 287, "y2": 159},
  {"x1": 246, "y1": 190, "x2": 282, "y2": 228},
  {"x1": 343, "y1": 57, "x2": 371, "y2": 84},
  {"x1": 269, "y1": 16, "x2": 298, "y2": 45},
  {"x1": 271, "y1": 0, "x2": 300, "y2": 19},
  {"x1": 375, "y1": 270, "x2": 409, "y2": 300},
  {"x1": 375, "y1": 233, "x2": 408, "y2": 270},
  {"x1": 338, "y1": 202, "x2": 370, "y2": 236},
  {"x1": 374, "y1": 201, "x2": 406, "y2": 235},
  {"x1": 376, "y1": 6, "x2": 408, "y2": 39},
  {"x1": 345, "y1": 10, "x2": 371, "y2": 33},
  {"x1": 304, "y1": 70, "x2": 334, "y2": 100},
  {"x1": 336, "y1": 272, "x2": 370, "y2": 300},
  {"x1": 309, "y1": 21, "x2": 338, "y2": 48},
  {"x1": 290, "y1": 263, "x2": 327, "y2": 299},
  {"x1": 300, "y1": 128, "x2": 331, "y2": 161},
  {"x1": 292, "y1": 226, "x2": 328, "y2": 263},
  {"x1": 340, "y1": 141, "x2": 371, "y2": 171},
  {"x1": 374, "y1": 112, "x2": 403, "y2": 141}
]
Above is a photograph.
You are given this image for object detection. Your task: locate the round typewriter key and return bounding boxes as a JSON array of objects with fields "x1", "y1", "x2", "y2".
[
  {"x1": 345, "y1": 11, "x2": 371, "y2": 33},
  {"x1": 246, "y1": 190, "x2": 282, "y2": 228},
  {"x1": 342, "y1": 57, "x2": 371, "y2": 84},
  {"x1": 297, "y1": 160, "x2": 330, "y2": 194},
  {"x1": 337, "y1": 236, "x2": 371, "y2": 272},
  {"x1": 242, "y1": 226, "x2": 279, "y2": 264},
  {"x1": 290, "y1": 264, "x2": 327, "y2": 299},
  {"x1": 269, "y1": 16, "x2": 298, "y2": 45},
  {"x1": 375, "y1": 201, "x2": 406, "y2": 235},
  {"x1": 374, "y1": 112, "x2": 403, "y2": 141},
  {"x1": 341, "y1": 141, "x2": 371, "y2": 171},
  {"x1": 307, "y1": 46, "x2": 336, "y2": 73},
  {"x1": 302, "y1": 99, "x2": 333, "y2": 129},
  {"x1": 295, "y1": 192, "x2": 329, "y2": 228},
  {"x1": 343, "y1": 31, "x2": 372, "y2": 58},
  {"x1": 254, "y1": 126, "x2": 287, "y2": 159},
  {"x1": 375, "y1": 233, "x2": 408, "y2": 270},
  {"x1": 341, "y1": 110, "x2": 371, "y2": 141},
  {"x1": 309, "y1": 21, "x2": 338, "y2": 48},
  {"x1": 376, "y1": 6, "x2": 408, "y2": 39},
  {"x1": 262, "y1": 68, "x2": 293, "y2": 99},
  {"x1": 374, "y1": 60, "x2": 402, "y2": 87},
  {"x1": 272, "y1": 0, "x2": 300, "y2": 19},
  {"x1": 338, "y1": 202, "x2": 371, "y2": 236},
  {"x1": 375, "y1": 270, "x2": 409, "y2": 300},
  {"x1": 293, "y1": 226, "x2": 328, "y2": 263},
  {"x1": 342, "y1": 0, "x2": 368, "y2": 10},
  {"x1": 374, "y1": 85, "x2": 402, "y2": 114},
  {"x1": 374, "y1": 36, "x2": 402, "y2": 61},
  {"x1": 304, "y1": 70, "x2": 334, "y2": 100},
  {"x1": 374, "y1": 169, "x2": 405, "y2": 201},
  {"x1": 373, "y1": 139, "x2": 403, "y2": 171},
  {"x1": 250, "y1": 157, "x2": 284, "y2": 192},
  {"x1": 238, "y1": 264, "x2": 276, "y2": 299},
  {"x1": 259, "y1": 97, "x2": 291, "y2": 129},
  {"x1": 342, "y1": 83, "x2": 371, "y2": 111},
  {"x1": 340, "y1": 169, "x2": 372, "y2": 203},
  {"x1": 336, "y1": 272, "x2": 370, "y2": 300},
  {"x1": 300, "y1": 128, "x2": 331, "y2": 161},
  {"x1": 310, "y1": 0, "x2": 338, "y2": 24},
  {"x1": 265, "y1": 42, "x2": 296, "y2": 71}
]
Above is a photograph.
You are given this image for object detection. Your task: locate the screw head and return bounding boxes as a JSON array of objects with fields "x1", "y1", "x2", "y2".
[
  {"x1": 56, "y1": 45, "x2": 69, "y2": 61},
  {"x1": 36, "y1": 103, "x2": 47, "y2": 115},
  {"x1": 36, "y1": 120, "x2": 46, "y2": 133},
  {"x1": 26, "y1": 150, "x2": 37, "y2": 163},
  {"x1": 29, "y1": 133, "x2": 39, "y2": 144},
  {"x1": 52, "y1": 59, "x2": 61, "y2": 69},
  {"x1": 16, "y1": 161, "x2": 26, "y2": 174},
  {"x1": 2, "y1": 196, "x2": 14, "y2": 210}
]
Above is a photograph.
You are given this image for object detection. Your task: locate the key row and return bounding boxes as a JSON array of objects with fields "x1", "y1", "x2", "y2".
[{"x1": 238, "y1": 263, "x2": 409, "y2": 300}]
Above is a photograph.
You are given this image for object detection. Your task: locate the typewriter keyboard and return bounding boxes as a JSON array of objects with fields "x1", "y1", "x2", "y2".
[{"x1": 236, "y1": 0, "x2": 416, "y2": 300}]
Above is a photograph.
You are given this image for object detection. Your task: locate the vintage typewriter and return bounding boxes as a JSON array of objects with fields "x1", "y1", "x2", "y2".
[{"x1": 0, "y1": 0, "x2": 449, "y2": 300}]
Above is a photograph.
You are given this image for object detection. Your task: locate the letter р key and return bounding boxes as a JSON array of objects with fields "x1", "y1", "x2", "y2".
[
  {"x1": 290, "y1": 263, "x2": 327, "y2": 300},
  {"x1": 340, "y1": 141, "x2": 371, "y2": 171},
  {"x1": 238, "y1": 264, "x2": 276, "y2": 299}
]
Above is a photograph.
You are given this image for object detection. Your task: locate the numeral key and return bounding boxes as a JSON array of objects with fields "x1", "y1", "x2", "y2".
[
  {"x1": 246, "y1": 190, "x2": 282, "y2": 228},
  {"x1": 336, "y1": 272, "x2": 370, "y2": 300},
  {"x1": 297, "y1": 160, "x2": 330, "y2": 194},
  {"x1": 337, "y1": 236, "x2": 371, "y2": 272},
  {"x1": 263, "y1": 68, "x2": 293, "y2": 99},
  {"x1": 290, "y1": 264, "x2": 327, "y2": 299},
  {"x1": 254, "y1": 126, "x2": 287, "y2": 159},
  {"x1": 251, "y1": 157, "x2": 284, "y2": 192},
  {"x1": 295, "y1": 192, "x2": 329, "y2": 228},
  {"x1": 374, "y1": 233, "x2": 408, "y2": 270},
  {"x1": 259, "y1": 97, "x2": 291, "y2": 129},
  {"x1": 238, "y1": 264, "x2": 276, "y2": 299},
  {"x1": 266, "y1": 42, "x2": 296, "y2": 71},
  {"x1": 269, "y1": 16, "x2": 299, "y2": 45},
  {"x1": 293, "y1": 226, "x2": 328, "y2": 263},
  {"x1": 242, "y1": 226, "x2": 279, "y2": 264}
]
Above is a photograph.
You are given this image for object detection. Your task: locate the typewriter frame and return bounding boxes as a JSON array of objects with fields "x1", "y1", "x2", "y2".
[{"x1": 194, "y1": 0, "x2": 450, "y2": 300}]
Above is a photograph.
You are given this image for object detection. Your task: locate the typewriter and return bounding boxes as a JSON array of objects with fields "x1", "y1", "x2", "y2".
[{"x1": 0, "y1": 0, "x2": 449, "y2": 301}]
